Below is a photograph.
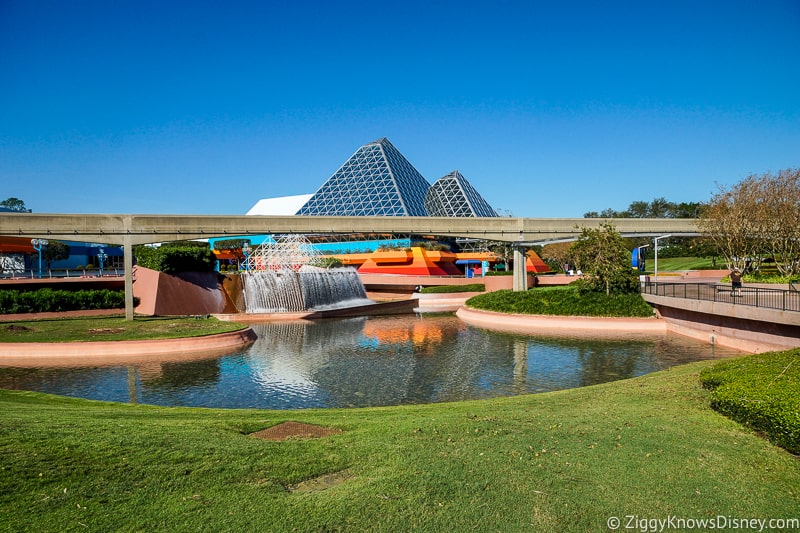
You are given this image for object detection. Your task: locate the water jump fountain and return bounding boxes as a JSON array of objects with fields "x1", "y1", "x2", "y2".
[{"x1": 238, "y1": 235, "x2": 414, "y2": 318}]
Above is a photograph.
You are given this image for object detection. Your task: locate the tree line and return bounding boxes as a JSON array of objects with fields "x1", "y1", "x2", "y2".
[
  {"x1": 699, "y1": 168, "x2": 800, "y2": 277},
  {"x1": 583, "y1": 197, "x2": 704, "y2": 219}
]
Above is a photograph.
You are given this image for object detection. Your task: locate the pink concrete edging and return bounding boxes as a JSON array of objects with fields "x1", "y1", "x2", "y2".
[
  {"x1": 456, "y1": 306, "x2": 667, "y2": 336},
  {"x1": 415, "y1": 291, "x2": 483, "y2": 312},
  {"x1": 0, "y1": 328, "x2": 257, "y2": 366}
]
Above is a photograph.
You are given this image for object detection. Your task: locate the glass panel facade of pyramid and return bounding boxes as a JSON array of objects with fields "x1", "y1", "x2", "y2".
[
  {"x1": 297, "y1": 138, "x2": 431, "y2": 216},
  {"x1": 425, "y1": 170, "x2": 498, "y2": 217}
]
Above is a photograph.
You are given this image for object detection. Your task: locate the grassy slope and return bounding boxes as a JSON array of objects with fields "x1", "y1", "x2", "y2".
[
  {"x1": 0, "y1": 316, "x2": 247, "y2": 342},
  {"x1": 1, "y1": 360, "x2": 797, "y2": 532}
]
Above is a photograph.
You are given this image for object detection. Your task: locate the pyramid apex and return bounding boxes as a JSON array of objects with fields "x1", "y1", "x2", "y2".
[{"x1": 297, "y1": 137, "x2": 429, "y2": 216}]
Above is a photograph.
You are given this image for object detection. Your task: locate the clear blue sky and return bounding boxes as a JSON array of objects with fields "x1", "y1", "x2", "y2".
[{"x1": 1, "y1": 0, "x2": 798, "y2": 217}]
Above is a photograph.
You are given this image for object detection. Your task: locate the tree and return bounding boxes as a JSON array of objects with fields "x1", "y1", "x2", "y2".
[
  {"x1": 627, "y1": 200, "x2": 649, "y2": 218},
  {"x1": 0, "y1": 197, "x2": 31, "y2": 212},
  {"x1": 700, "y1": 169, "x2": 800, "y2": 276},
  {"x1": 569, "y1": 222, "x2": 639, "y2": 295},
  {"x1": 212, "y1": 238, "x2": 252, "y2": 266},
  {"x1": 762, "y1": 169, "x2": 800, "y2": 276},
  {"x1": 488, "y1": 241, "x2": 516, "y2": 271},
  {"x1": 33, "y1": 240, "x2": 70, "y2": 270},
  {"x1": 540, "y1": 241, "x2": 574, "y2": 272}
]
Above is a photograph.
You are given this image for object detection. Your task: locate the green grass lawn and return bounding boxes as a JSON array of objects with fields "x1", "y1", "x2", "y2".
[
  {"x1": 647, "y1": 256, "x2": 718, "y2": 272},
  {"x1": 0, "y1": 316, "x2": 247, "y2": 343},
  {"x1": 1, "y1": 359, "x2": 797, "y2": 532}
]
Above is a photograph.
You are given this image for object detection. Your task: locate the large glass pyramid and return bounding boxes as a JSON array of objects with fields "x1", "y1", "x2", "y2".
[
  {"x1": 425, "y1": 170, "x2": 498, "y2": 217},
  {"x1": 297, "y1": 138, "x2": 431, "y2": 216}
]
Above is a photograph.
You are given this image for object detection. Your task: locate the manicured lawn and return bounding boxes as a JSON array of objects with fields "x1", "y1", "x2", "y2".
[
  {"x1": 647, "y1": 256, "x2": 718, "y2": 272},
  {"x1": 1, "y1": 359, "x2": 797, "y2": 532},
  {"x1": 0, "y1": 316, "x2": 247, "y2": 343}
]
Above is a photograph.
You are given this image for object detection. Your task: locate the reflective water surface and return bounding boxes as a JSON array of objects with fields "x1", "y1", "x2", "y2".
[{"x1": 0, "y1": 314, "x2": 742, "y2": 409}]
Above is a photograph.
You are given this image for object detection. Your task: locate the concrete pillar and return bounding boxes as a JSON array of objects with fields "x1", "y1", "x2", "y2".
[
  {"x1": 123, "y1": 234, "x2": 134, "y2": 321},
  {"x1": 512, "y1": 246, "x2": 527, "y2": 292}
]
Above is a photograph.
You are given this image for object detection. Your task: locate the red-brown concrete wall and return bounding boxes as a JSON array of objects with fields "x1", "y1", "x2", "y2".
[{"x1": 133, "y1": 266, "x2": 238, "y2": 316}]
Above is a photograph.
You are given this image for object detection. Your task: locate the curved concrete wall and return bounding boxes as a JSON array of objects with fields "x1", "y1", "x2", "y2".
[
  {"x1": 133, "y1": 267, "x2": 238, "y2": 316},
  {"x1": 643, "y1": 294, "x2": 800, "y2": 352}
]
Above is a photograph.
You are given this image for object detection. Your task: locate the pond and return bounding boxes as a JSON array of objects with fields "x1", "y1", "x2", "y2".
[{"x1": 0, "y1": 314, "x2": 742, "y2": 409}]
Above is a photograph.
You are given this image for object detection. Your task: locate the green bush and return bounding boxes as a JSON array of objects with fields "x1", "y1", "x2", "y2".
[
  {"x1": 135, "y1": 245, "x2": 216, "y2": 274},
  {"x1": 308, "y1": 257, "x2": 344, "y2": 269},
  {"x1": 572, "y1": 270, "x2": 641, "y2": 295},
  {"x1": 212, "y1": 238, "x2": 250, "y2": 251},
  {"x1": 0, "y1": 288, "x2": 126, "y2": 314},
  {"x1": 465, "y1": 285, "x2": 655, "y2": 317},
  {"x1": 700, "y1": 350, "x2": 800, "y2": 455},
  {"x1": 420, "y1": 284, "x2": 485, "y2": 294}
]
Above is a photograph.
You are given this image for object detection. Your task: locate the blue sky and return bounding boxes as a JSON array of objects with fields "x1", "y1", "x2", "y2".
[{"x1": 1, "y1": 0, "x2": 798, "y2": 217}]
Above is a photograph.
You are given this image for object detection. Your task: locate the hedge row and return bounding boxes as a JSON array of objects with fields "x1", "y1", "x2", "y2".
[
  {"x1": 0, "y1": 288, "x2": 125, "y2": 314},
  {"x1": 700, "y1": 350, "x2": 799, "y2": 455},
  {"x1": 420, "y1": 284, "x2": 486, "y2": 294},
  {"x1": 135, "y1": 245, "x2": 216, "y2": 274},
  {"x1": 464, "y1": 286, "x2": 655, "y2": 317}
]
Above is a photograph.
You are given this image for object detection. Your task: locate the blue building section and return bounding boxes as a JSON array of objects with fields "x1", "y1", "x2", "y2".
[
  {"x1": 631, "y1": 247, "x2": 647, "y2": 271},
  {"x1": 208, "y1": 236, "x2": 412, "y2": 255}
]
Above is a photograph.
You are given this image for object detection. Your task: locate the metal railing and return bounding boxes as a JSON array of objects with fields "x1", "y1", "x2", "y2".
[
  {"x1": 0, "y1": 268, "x2": 125, "y2": 280},
  {"x1": 643, "y1": 282, "x2": 800, "y2": 313}
]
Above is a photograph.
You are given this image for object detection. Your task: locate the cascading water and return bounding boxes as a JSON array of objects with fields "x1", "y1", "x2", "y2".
[
  {"x1": 242, "y1": 267, "x2": 371, "y2": 313},
  {"x1": 239, "y1": 234, "x2": 372, "y2": 313}
]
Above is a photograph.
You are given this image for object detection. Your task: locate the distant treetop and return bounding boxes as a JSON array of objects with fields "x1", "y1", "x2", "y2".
[
  {"x1": 0, "y1": 197, "x2": 32, "y2": 213},
  {"x1": 584, "y1": 197, "x2": 703, "y2": 219}
]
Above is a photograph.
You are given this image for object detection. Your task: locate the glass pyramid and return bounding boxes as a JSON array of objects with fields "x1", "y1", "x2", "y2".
[
  {"x1": 297, "y1": 138, "x2": 431, "y2": 216},
  {"x1": 425, "y1": 170, "x2": 498, "y2": 217}
]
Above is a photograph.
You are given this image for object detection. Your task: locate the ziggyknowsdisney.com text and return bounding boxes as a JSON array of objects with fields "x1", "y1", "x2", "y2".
[{"x1": 606, "y1": 515, "x2": 799, "y2": 532}]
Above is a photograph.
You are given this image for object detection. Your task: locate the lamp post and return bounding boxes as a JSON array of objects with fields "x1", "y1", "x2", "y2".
[
  {"x1": 97, "y1": 247, "x2": 107, "y2": 276},
  {"x1": 653, "y1": 235, "x2": 672, "y2": 283},
  {"x1": 31, "y1": 239, "x2": 48, "y2": 278}
]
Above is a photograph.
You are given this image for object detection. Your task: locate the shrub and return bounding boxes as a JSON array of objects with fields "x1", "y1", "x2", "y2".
[
  {"x1": 572, "y1": 270, "x2": 641, "y2": 295},
  {"x1": 465, "y1": 286, "x2": 655, "y2": 318},
  {"x1": 308, "y1": 257, "x2": 344, "y2": 269},
  {"x1": 420, "y1": 284, "x2": 485, "y2": 294},
  {"x1": 0, "y1": 289, "x2": 125, "y2": 314},
  {"x1": 212, "y1": 238, "x2": 251, "y2": 251},
  {"x1": 135, "y1": 245, "x2": 216, "y2": 274},
  {"x1": 700, "y1": 350, "x2": 799, "y2": 455}
]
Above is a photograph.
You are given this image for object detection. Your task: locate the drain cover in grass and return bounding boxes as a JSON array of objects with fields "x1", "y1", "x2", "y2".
[{"x1": 250, "y1": 421, "x2": 342, "y2": 441}]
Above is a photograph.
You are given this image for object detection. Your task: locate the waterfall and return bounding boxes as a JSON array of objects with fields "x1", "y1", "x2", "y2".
[{"x1": 242, "y1": 267, "x2": 370, "y2": 313}]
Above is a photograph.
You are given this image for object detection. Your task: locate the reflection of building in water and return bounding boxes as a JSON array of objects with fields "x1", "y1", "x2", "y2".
[
  {"x1": 246, "y1": 317, "x2": 481, "y2": 407},
  {"x1": 361, "y1": 316, "x2": 446, "y2": 351},
  {"x1": 0, "y1": 315, "x2": 739, "y2": 409}
]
